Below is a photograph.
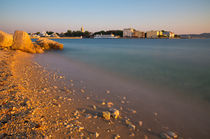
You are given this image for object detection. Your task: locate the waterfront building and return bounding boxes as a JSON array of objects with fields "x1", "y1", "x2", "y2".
[
  {"x1": 146, "y1": 30, "x2": 162, "y2": 38},
  {"x1": 133, "y1": 31, "x2": 145, "y2": 38},
  {"x1": 162, "y1": 31, "x2": 175, "y2": 38},
  {"x1": 123, "y1": 28, "x2": 145, "y2": 38},
  {"x1": 123, "y1": 28, "x2": 135, "y2": 37}
]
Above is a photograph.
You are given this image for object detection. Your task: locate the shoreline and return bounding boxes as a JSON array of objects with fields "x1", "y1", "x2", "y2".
[
  {"x1": 1, "y1": 48, "x2": 210, "y2": 138},
  {"x1": 35, "y1": 51, "x2": 210, "y2": 139},
  {"x1": 0, "y1": 49, "x2": 148, "y2": 138}
]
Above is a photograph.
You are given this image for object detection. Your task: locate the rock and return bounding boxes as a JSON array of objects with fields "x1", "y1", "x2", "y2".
[
  {"x1": 86, "y1": 97, "x2": 90, "y2": 100},
  {"x1": 101, "y1": 101, "x2": 106, "y2": 105},
  {"x1": 0, "y1": 30, "x2": 13, "y2": 48},
  {"x1": 12, "y1": 30, "x2": 36, "y2": 53},
  {"x1": 36, "y1": 38, "x2": 63, "y2": 50},
  {"x1": 77, "y1": 126, "x2": 84, "y2": 132},
  {"x1": 107, "y1": 102, "x2": 114, "y2": 108},
  {"x1": 85, "y1": 114, "x2": 92, "y2": 119},
  {"x1": 94, "y1": 132, "x2": 99, "y2": 138},
  {"x1": 131, "y1": 109, "x2": 136, "y2": 114},
  {"x1": 167, "y1": 131, "x2": 178, "y2": 138},
  {"x1": 139, "y1": 121, "x2": 143, "y2": 127},
  {"x1": 106, "y1": 90, "x2": 110, "y2": 94},
  {"x1": 109, "y1": 108, "x2": 120, "y2": 119},
  {"x1": 80, "y1": 89, "x2": 85, "y2": 93},
  {"x1": 160, "y1": 132, "x2": 172, "y2": 139},
  {"x1": 92, "y1": 105, "x2": 97, "y2": 110},
  {"x1": 102, "y1": 111, "x2": 111, "y2": 120},
  {"x1": 114, "y1": 134, "x2": 120, "y2": 139},
  {"x1": 125, "y1": 120, "x2": 136, "y2": 130},
  {"x1": 154, "y1": 112, "x2": 158, "y2": 116},
  {"x1": 129, "y1": 133, "x2": 135, "y2": 136}
]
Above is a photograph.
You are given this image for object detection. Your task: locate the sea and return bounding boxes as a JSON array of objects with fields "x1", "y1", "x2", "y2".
[
  {"x1": 34, "y1": 38, "x2": 210, "y2": 138},
  {"x1": 49, "y1": 39, "x2": 210, "y2": 102}
]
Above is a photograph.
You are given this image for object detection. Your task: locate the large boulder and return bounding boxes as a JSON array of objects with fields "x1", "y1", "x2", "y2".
[
  {"x1": 36, "y1": 38, "x2": 63, "y2": 50},
  {"x1": 0, "y1": 30, "x2": 13, "y2": 48},
  {"x1": 12, "y1": 30, "x2": 36, "y2": 53}
]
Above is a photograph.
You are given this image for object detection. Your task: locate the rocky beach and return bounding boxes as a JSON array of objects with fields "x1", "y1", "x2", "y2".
[{"x1": 0, "y1": 30, "x2": 184, "y2": 139}]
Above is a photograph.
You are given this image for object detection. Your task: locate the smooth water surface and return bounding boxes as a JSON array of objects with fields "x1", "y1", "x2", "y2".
[{"x1": 51, "y1": 39, "x2": 210, "y2": 102}]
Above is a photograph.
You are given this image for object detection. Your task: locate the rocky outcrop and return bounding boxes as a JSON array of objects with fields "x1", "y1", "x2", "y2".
[
  {"x1": 12, "y1": 31, "x2": 36, "y2": 53},
  {"x1": 36, "y1": 38, "x2": 63, "y2": 50},
  {"x1": 0, "y1": 30, "x2": 63, "y2": 53},
  {"x1": 0, "y1": 30, "x2": 13, "y2": 48}
]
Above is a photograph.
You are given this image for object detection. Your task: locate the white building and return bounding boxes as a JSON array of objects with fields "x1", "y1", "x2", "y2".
[
  {"x1": 146, "y1": 30, "x2": 162, "y2": 38},
  {"x1": 123, "y1": 28, "x2": 135, "y2": 37},
  {"x1": 39, "y1": 31, "x2": 50, "y2": 37}
]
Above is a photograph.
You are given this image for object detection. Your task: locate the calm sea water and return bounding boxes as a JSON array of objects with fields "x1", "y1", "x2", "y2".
[{"x1": 50, "y1": 39, "x2": 210, "y2": 102}]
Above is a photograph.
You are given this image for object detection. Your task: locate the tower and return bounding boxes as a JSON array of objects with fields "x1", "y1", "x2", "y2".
[{"x1": 81, "y1": 26, "x2": 84, "y2": 33}]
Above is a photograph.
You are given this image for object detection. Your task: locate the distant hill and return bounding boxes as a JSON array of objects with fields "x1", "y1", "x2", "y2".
[{"x1": 180, "y1": 33, "x2": 210, "y2": 39}]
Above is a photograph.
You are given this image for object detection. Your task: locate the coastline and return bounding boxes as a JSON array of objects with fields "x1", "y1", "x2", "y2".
[
  {"x1": 1, "y1": 48, "x2": 210, "y2": 138},
  {"x1": 0, "y1": 50, "x2": 146, "y2": 138},
  {"x1": 35, "y1": 51, "x2": 210, "y2": 139}
]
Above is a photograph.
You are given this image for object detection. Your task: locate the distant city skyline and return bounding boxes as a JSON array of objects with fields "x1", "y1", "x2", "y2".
[{"x1": 0, "y1": 0, "x2": 210, "y2": 34}]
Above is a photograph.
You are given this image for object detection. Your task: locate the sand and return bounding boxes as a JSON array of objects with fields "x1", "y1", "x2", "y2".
[
  {"x1": 1, "y1": 49, "x2": 209, "y2": 138},
  {"x1": 0, "y1": 50, "x2": 150, "y2": 138}
]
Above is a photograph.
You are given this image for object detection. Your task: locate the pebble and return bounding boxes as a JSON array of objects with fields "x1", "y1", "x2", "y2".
[
  {"x1": 166, "y1": 131, "x2": 178, "y2": 138},
  {"x1": 80, "y1": 89, "x2": 85, "y2": 93},
  {"x1": 77, "y1": 126, "x2": 84, "y2": 132},
  {"x1": 102, "y1": 111, "x2": 111, "y2": 120},
  {"x1": 160, "y1": 132, "x2": 171, "y2": 139},
  {"x1": 106, "y1": 90, "x2": 110, "y2": 94},
  {"x1": 129, "y1": 133, "x2": 135, "y2": 136},
  {"x1": 85, "y1": 114, "x2": 92, "y2": 119},
  {"x1": 131, "y1": 109, "x2": 136, "y2": 114},
  {"x1": 139, "y1": 121, "x2": 143, "y2": 127},
  {"x1": 94, "y1": 132, "x2": 99, "y2": 138},
  {"x1": 101, "y1": 101, "x2": 106, "y2": 105},
  {"x1": 125, "y1": 120, "x2": 136, "y2": 130},
  {"x1": 114, "y1": 134, "x2": 120, "y2": 139},
  {"x1": 107, "y1": 102, "x2": 114, "y2": 108},
  {"x1": 109, "y1": 108, "x2": 120, "y2": 119},
  {"x1": 92, "y1": 105, "x2": 97, "y2": 110},
  {"x1": 86, "y1": 97, "x2": 90, "y2": 100},
  {"x1": 154, "y1": 112, "x2": 158, "y2": 116},
  {"x1": 79, "y1": 132, "x2": 84, "y2": 136}
]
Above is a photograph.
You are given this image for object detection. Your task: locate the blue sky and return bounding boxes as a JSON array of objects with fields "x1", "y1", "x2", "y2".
[{"x1": 0, "y1": 0, "x2": 210, "y2": 34}]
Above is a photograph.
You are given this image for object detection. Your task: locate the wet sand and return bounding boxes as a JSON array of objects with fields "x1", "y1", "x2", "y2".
[
  {"x1": 0, "y1": 50, "x2": 152, "y2": 138},
  {"x1": 1, "y1": 49, "x2": 210, "y2": 138},
  {"x1": 35, "y1": 52, "x2": 210, "y2": 139}
]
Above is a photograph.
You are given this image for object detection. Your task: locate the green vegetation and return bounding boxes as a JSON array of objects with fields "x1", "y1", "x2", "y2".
[
  {"x1": 46, "y1": 31, "x2": 54, "y2": 35},
  {"x1": 63, "y1": 30, "x2": 91, "y2": 38},
  {"x1": 93, "y1": 30, "x2": 123, "y2": 37}
]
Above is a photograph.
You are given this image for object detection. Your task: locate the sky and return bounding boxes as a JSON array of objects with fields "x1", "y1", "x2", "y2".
[{"x1": 0, "y1": 0, "x2": 210, "y2": 34}]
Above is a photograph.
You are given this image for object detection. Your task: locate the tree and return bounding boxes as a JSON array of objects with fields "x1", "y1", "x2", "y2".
[{"x1": 46, "y1": 31, "x2": 54, "y2": 35}]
